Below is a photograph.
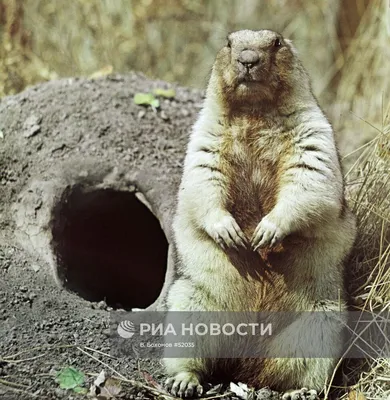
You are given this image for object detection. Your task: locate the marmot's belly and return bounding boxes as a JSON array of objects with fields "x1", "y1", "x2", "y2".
[{"x1": 224, "y1": 166, "x2": 278, "y2": 237}]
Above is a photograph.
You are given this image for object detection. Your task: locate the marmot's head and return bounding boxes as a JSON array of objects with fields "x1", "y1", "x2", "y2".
[{"x1": 210, "y1": 29, "x2": 311, "y2": 111}]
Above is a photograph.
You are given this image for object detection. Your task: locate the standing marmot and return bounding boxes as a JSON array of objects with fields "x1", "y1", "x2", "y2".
[{"x1": 164, "y1": 30, "x2": 356, "y2": 399}]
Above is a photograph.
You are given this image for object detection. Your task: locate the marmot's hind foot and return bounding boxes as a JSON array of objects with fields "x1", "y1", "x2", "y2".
[
  {"x1": 165, "y1": 372, "x2": 203, "y2": 398},
  {"x1": 282, "y1": 388, "x2": 318, "y2": 400}
]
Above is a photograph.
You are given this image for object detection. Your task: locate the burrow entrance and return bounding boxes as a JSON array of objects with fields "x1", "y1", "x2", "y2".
[{"x1": 51, "y1": 185, "x2": 168, "y2": 309}]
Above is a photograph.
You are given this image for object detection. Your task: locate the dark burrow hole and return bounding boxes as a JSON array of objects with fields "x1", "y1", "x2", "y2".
[{"x1": 51, "y1": 185, "x2": 168, "y2": 309}]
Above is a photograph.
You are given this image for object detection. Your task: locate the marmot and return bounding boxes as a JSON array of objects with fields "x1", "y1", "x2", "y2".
[{"x1": 164, "y1": 30, "x2": 356, "y2": 399}]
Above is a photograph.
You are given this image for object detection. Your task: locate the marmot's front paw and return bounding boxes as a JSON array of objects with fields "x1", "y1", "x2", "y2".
[
  {"x1": 208, "y1": 215, "x2": 247, "y2": 250},
  {"x1": 251, "y1": 215, "x2": 285, "y2": 251},
  {"x1": 165, "y1": 372, "x2": 203, "y2": 398}
]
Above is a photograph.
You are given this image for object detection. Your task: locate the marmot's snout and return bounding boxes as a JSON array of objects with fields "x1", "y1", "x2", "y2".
[
  {"x1": 237, "y1": 49, "x2": 260, "y2": 69},
  {"x1": 236, "y1": 49, "x2": 262, "y2": 81}
]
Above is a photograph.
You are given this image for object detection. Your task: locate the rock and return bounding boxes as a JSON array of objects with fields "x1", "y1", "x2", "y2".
[{"x1": 23, "y1": 114, "x2": 42, "y2": 138}]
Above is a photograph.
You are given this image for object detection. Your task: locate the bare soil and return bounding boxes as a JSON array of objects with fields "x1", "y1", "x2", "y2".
[{"x1": 0, "y1": 74, "x2": 202, "y2": 399}]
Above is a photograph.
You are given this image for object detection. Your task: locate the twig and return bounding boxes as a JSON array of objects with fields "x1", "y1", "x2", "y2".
[
  {"x1": 3, "y1": 353, "x2": 46, "y2": 364},
  {"x1": 0, "y1": 378, "x2": 30, "y2": 389},
  {"x1": 84, "y1": 346, "x2": 117, "y2": 360},
  {"x1": 3, "y1": 344, "x2": 75, "y2": 360},
  {"x1": 0, "y1": 382, "x2": 38, "y2": 398}
]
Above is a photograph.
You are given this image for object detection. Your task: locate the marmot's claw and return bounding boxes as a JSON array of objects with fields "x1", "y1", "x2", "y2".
[
  {"x1": 165, "y1": 372, "x2": 203, "y2": 398},
  {"x1": 282, "y1": 388, "x2": 318, "y2": 400},
  {"x1": 210, "y1": 215, "x2": 248, "y2": 250},
  {"x1": 251, "y1": 216, "x2": 284, "y2": 251}
]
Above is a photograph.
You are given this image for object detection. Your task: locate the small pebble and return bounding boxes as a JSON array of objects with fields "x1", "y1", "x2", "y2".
[
  {"x1": 160, "y1": 111, "x2": 169, "y2": 120},
  {"x1": 31, "y1": 264, "x2": 40, "y2": 272}
]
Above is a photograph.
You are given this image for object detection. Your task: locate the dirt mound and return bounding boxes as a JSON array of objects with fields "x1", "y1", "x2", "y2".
[{"x1": 0, "y1": 74, "x2": 202, "y2": 399}]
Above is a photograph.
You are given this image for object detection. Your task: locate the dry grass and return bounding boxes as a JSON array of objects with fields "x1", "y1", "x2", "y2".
[
  {"x1": 337, "y1": 109, "x2": 390, "y2": 399},
  {"x1": 2, "y1": 0, "x2": 342, "y2": 96},
  {"x1": 1, "y1": 0, "x2": 390, "y2": 399},
  {"x1": 332, "y1": 0, "x2": 390, "y2": 162},
  {"x1": 0, "y1": 0, "x2": 56, "y2": 97},
  {"x1": 330, "y1": 3, "x2": 390, "y2": 398}
]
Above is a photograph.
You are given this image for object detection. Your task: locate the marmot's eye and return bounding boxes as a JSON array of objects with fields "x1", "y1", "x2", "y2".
[{"x1": 274, "y1": 38, "x2": 282, "y2": 47}]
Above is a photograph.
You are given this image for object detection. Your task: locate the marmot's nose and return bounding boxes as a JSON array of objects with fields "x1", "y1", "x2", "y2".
[{"x1": 237, "y1": 50, "x2": 260, "y2": 68}]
